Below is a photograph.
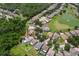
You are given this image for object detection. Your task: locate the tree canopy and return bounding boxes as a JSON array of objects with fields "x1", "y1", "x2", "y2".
[{"x1": 0, "y1": 17, "x2": 26, "y2": 55}]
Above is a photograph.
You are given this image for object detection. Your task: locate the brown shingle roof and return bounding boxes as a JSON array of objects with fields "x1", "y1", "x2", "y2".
[
  {"x1": 41, "y1": 44, "x2": 49, "y2": 52},
  {"x1": 46, "y1": 48, "x2": 55, "y2": 56}
]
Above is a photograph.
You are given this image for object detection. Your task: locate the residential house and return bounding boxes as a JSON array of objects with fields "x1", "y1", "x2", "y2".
[
  {"x1": 28, "y1": 25, "x2": 35, "y2": 30},
  {"x1": 56, "y1": 51, "x2": 63, "y2": 56},
  {"x1": 30, "y1": 39, "x2": 38, "y2": 45},
  {"x1": 70, "y1": 30, "x2": 78, "y2": 36},
  {"x1": 40, "y1": 44, "x2": 49, "y2": 55},
  {"x1": 70, "y1": 48, "x2": 79, "y2": 56},
  {"x1": 39, "y1": 16, "x2": 49, "y2": 24},
  {"x1": 44, "y1": 38, "x2": 50, "y2": 44},
  {"x1": 46, "y1": 48, "x2": 55, "y2": 56},
  {"x1": 41, "y1": 44, "x2": 49, "y2": 53},
  {"x1": 47, "y1": 32, "x2": 53, "y2": 38},
  {"x1": 42, "y1": 25, "x2": 49, "y2": 32},
  {"x1": 22, "y1": 37, "x2": 32, "y2": 43},
  {"x1": 60, "y1": 33, "x2": 69, "y2": 40},
  {"x1": 74, "y1": 30, "x2": 79, "y2": 36},
  {"x1": 62, "y1": 50, "x2": 71, "y2": 56},
  {"x1": 52, "y1": 32, "x2": 60, "y2": 40},
  {"x1": 33, "y1": 42, "x2": 43, "y2": 50},
  {"x1": 64, "y1": 32, "x2": 72, "y2": 37}
]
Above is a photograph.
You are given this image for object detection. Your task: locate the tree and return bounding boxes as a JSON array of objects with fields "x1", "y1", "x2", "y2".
[
  {"x1": 0, "y1": 17, "x2": 26, "y2": 55},
  {"x1": 65, "y1": 4, "x2": 68, "y2": 8},
  {"x1": 67, "y1": 28, "x2": 71, "y2": 32},
  {"x1": 52, "y1": 38, "x2": 60, "y2": 55},
  {"x1": 34, "y1": 19, "x2": 42, "y2": 27},
  {"x1": 0, "y1": 3, "x2": 50, "y2": 18},
  {"x1": 60, "y1": 12, "x2": 62, "y2": 15},
  {"x1": 53, "y1": 43, "x2": 59, "y2": 54},
  {"x1": 62, "y1": 10, "x2": 66, "y2": 13},
  {"x1": 67, "y1": 36, "x2": 79, "y2": 47},
  {"x1": 74, "y1": 26, "x2": 79, "y2": 30},
  {"x1": 37, "y1": 33, "x2": 47, "y2": 42},
  {"x1": 35, "y1": 27, "x2": 43, "y2": 33},
  {"x1": 47, "y1": 41, "x2": 52, "y2": 48},
  {"x1": 64, "y1": 43, "x2": 70, "y2": 51}
]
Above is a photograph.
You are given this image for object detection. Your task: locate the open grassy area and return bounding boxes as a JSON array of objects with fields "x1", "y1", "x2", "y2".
[
  {"x1": 48, "y1": 5, "x2": 79, "y2": 32},
  {"x1": 10, "y1": 44, "x2": 38, "y2": 56}
]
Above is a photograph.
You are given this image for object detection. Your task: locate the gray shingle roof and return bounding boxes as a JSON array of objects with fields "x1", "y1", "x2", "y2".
[{"x1": 34, "y1": 42, "x2": 43, "y2": 50}]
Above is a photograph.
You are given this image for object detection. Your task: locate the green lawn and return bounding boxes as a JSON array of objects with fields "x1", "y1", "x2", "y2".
[
  {"x1": 53, "y1": 37, "x2": 65, "y2": 45},
  {"x1": 56, "y1": 37, "x2": 65, "y2": 45},
  {"x1": 10, "y1": 43, "x2": 38, "y2": 56},
  {"x1": 48, "y1": 5, "x2": 79, "y2": 32}
]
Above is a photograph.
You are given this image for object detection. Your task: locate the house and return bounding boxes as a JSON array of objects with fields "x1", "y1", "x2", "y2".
[
  {"x1": 24, "y1": 36, "x2": 34, "y2": 42},
  {"x1": 59, "y1": 44, "x2": 65, "y2": 50},
  {"x1": 40, "y1": 51, "x2": 46, "y2": 56},
  {"x1": 0, "y1": 12, "x2": 2, "y2": 16},
  {"x1": 74, "y1": 48, "x2": 79, "y2": 52},
  {"x1": 30, "y1": 39, "x2": 38, "y2": 45},
  {"x1": 22, "y1": 37, "x2": 32, "y2": 43},
  {"x1": 74, "y1": 30, "x2": 79, "y2": 36},
  {"x1": 64, "y1": 40, "x2": 68, "y2": 44},
  {"x1": 60, "y1": 33, "x2": 69, "y2": 40},
  {"x1": 41, "y1": 24, "x2": 49, "y2": 32},
  {"x1": 70, "y1": 48, "x2": 79, "y2": 56},
  {"x1": 39, "y1": 44, "x2": 49, "y2": 56},
  {"x1": 56, "y1": 51, "x2": 63, "y2": 56},
  {"x1": 39, "y1": 16, "x2": 49, "y2": 24},
  {"x1": 28, "y1": 36, "x2": 34, "y2": 40},
  {"x1": 28, "y1": 29, "x2": 34, "y2": 36},
  {"x1": 0, "y1": 9, "x2": 3, "y2": 12},
  {"x1": 44, "y1": 38, "x2": 50, "y2": 44},
  {"x1": 47, "y1": 32, "x2": 53, "y2": 38},
  {"x1": 62, "y1": 51, "x2": 71, "y2": 56},
  {"x1": 33, "y1": 42, "x2": 43, "y2": 50},
  {"x1": 28, "y1": 25, "x2": 35, "y2": 30},
  {"x1": 46, "y1": 48, "x2": 55, "y2": 56},
  {"x1": 42, "y1": 26, "x2": 49, "y2": 32},
  {"x1": 41, "y1": 44, "x2": 49, "y2": 53},
  {"x1": 76, "y1": 11, "x2": 79, "y2": 16},
  {"x1": 52, "y1": 33, "x2": 60, "y2": 40},
  {"x1": 70, "y1": 30, "x2": 78, "y2": 36},
  {"x1": 64, "y1": 32, "x2": 72, "y2": 37}
]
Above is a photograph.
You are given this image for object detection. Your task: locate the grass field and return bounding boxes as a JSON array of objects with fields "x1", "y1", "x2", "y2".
[
  {"x1": 10, "y1": 44, "x2": 38, "y2": 56},
  {"x1": 48, "y1": 5, "x2": 79, "y2": 32}
]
